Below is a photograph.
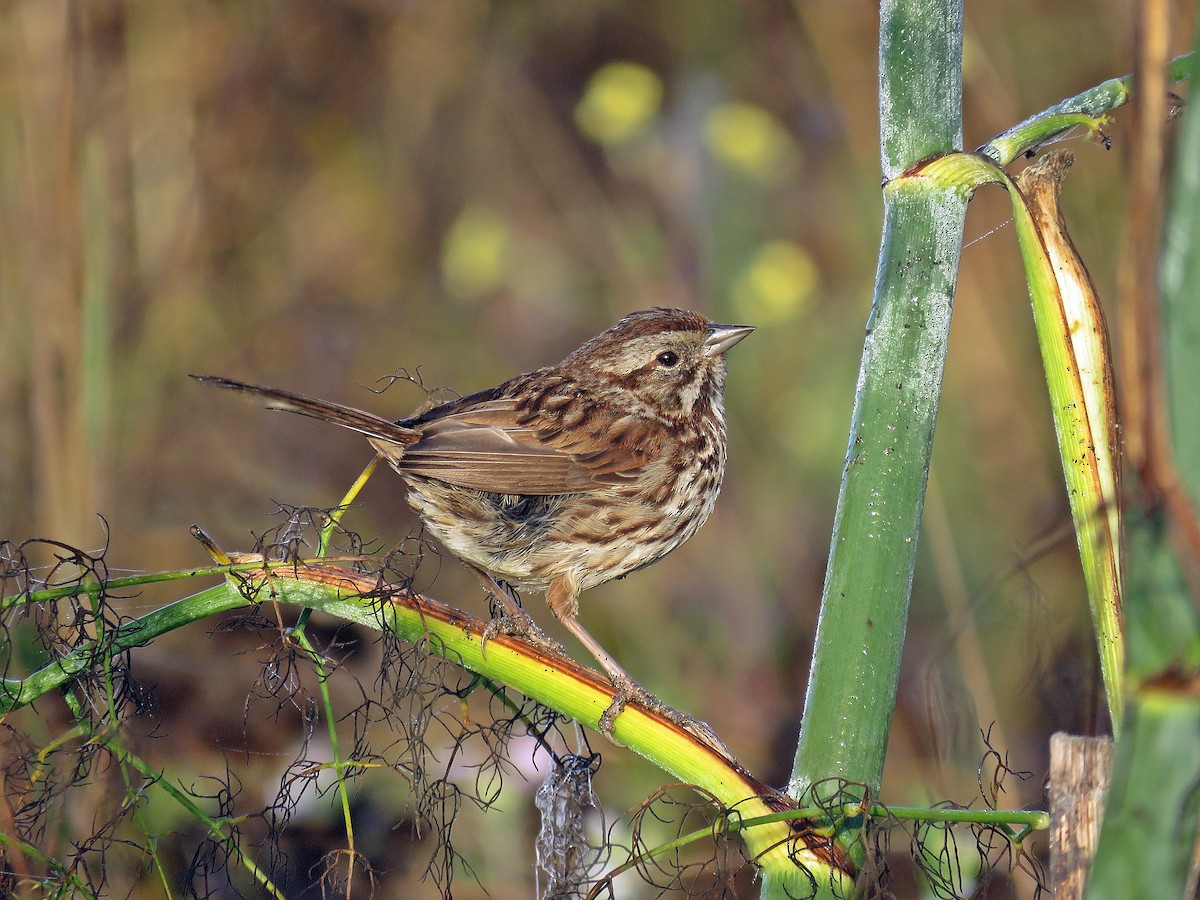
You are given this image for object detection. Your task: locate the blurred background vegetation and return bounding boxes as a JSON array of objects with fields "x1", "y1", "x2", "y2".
[{"x1": 1, "y1": 0, "x2": 1194, "y2": 896}]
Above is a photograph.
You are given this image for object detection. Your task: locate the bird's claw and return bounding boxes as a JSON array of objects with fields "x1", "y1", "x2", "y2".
[
  {"x1": 598, "y1": 674, "x2": 731, "y2": 758},
  {"x1": 598, "y1": 692, "x2": 627, "y2": 737},
  {"x1": 480, "y1": 613, "x2": 567, "y2": 658}
]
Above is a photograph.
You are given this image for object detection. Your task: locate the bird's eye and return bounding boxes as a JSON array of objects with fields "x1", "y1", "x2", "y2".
[{"x1": 656, "y1": 350, "x2": 679, "y2": 367}]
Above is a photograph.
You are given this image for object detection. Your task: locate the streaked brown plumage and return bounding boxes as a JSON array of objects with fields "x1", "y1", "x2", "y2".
[{"x1": 193, "y1": 307, "x2": 752, "y2": 733}]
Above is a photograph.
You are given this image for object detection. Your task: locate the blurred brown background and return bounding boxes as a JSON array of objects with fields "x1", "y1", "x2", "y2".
[{"x1": 1, "y1": 0, "x2": 1191, "y2": 896}]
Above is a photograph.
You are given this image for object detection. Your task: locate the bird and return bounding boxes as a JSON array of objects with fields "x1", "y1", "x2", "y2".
[{"x1": 193, "y1": 307, "x2": 752, "y2": 737}]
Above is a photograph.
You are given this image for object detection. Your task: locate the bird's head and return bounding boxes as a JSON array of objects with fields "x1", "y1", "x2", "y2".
[{"x1": 561, "y1": 308, "x2": 754, "y2": 422}]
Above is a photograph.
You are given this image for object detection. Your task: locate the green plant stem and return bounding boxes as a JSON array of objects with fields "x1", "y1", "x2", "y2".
[
  {"x1": 1, "y1": 559, "x2": 348, "y2": 610},
  {"x1": 318, "y1": 457, "x2": 379, "y2": 557},
  {"x1": 1, "y1": 584, "x2": 240, "y2": 712},
  {"x1": 0, "y1": 830, "x2": 97, "y2": 899},
  {"x1": 59, "y1": 690, "x2": 176, "y2": 900},
  {"x1": 980, "y1": 52, "x2": 1196, "y2": 165},
  {"x1": 603, "y1": 801, "x2": 1048, "y2": 888},
  {"x1": 877, "y1": 0, "x2": 963, "y2": 178},
  {"x1": 292, "y1": 629, "x2": 358, "y2": 886},
  {"x1": 29, "y1": 690, "x2": 281, "y2": 898},
  {"x1": 109, "y1": 739, "x2": 285, "y2": 900},
  {"x1": 295, "y1": 455, "x2": 380, "y2": 635},
  {"x1": 1, "y1": 557, "x2": 379, "y2": 706},
  {"x1": 786, "y1": 179, "x2": 967, "y2": 809},
  {"x1": 774, "y1": 4, "x2": 965, "y2": 894}
]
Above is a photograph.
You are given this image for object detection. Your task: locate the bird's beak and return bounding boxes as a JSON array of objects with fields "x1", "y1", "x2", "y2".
[{"x1": 704, "y1": 323, "x2": 755, "y2": 357}]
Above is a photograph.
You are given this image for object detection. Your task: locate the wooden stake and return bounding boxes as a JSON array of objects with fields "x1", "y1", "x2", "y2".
[{"x1": 1050, "y1": 733, "x2": 1113, "y2": 898}]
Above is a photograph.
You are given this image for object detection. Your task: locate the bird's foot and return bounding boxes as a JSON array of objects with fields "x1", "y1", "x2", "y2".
[
  {"x1": 599, "y1": 674, "x2": 731, "y2": 758},
  {"x1": 480, "y1": 611, "x2": 568, "y2": 658}
]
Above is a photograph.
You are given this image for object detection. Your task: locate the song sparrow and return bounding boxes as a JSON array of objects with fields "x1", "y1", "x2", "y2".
[{"x1": 193, "y1": 308, "x2": 752, "y2": 735}]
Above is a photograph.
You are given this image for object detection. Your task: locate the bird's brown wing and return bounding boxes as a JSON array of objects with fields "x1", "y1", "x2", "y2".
[{"x1": 397, "y1": 396, "x2": 658, "y2": 495}]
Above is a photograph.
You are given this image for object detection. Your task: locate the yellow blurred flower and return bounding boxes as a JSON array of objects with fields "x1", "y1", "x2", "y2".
[
  {"x1": 731, "y1": 240, "x2": 817, "y2": 323},
  {"x1": 575, "y1": 61, "x2": 663, "y2": 146},
  {"x1": 704, "y1": 102, "x2": 799, "y2": 183},
  {"x1": 441, "y1": 206, "x2": 511, "y2": 299}
]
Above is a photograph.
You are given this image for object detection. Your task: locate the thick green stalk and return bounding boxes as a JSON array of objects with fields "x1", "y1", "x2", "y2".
[
  {"x1": 787, "y1": 184, "x2": 966, "y2": 801},
  {"x1": 784, "y1": 0, "x2": 964, "y2": 805},
  {"x1": 770, "y1": 6, "x2": 965, "y2": 894},
  {"x1": 878, "y1": 0, "x2": 963, "y2": 177}
]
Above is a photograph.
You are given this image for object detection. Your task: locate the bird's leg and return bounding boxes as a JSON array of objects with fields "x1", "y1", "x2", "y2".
[
  {"x1": 469, "y1": 565, "x2": 526, "y2": 619},
  {"x1": 466, "y1": 565, "x2": 566, "y2": 657},
  {"x1": 546, "y1": 576, "x2": 729, "y2": 756}
]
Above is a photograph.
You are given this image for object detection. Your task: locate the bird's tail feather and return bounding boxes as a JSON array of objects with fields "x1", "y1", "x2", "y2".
[{"x1": 190, "y1": 375, "x2": 418, "y2": 448}]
